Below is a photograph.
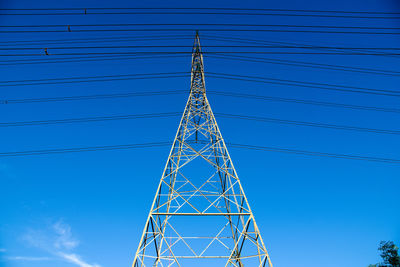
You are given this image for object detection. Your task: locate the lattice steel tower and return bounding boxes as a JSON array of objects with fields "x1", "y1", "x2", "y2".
[{"x1": 132, "y1": 33, "x2": 273, "y2": 267}]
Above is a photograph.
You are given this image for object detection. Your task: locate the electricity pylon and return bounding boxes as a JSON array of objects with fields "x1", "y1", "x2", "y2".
[{"x1": 132, "y1": 32, "x2": 273, "y2": 267}]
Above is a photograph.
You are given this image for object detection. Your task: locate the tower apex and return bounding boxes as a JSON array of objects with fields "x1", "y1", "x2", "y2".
[{"x1": 191, "y1": 31, "x2": 206, "y2": 93}]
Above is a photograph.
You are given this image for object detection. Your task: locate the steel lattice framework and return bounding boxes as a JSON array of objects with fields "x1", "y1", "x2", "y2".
[{"x1": 132, "y1": 33, "x2": 273, "y2": 267}]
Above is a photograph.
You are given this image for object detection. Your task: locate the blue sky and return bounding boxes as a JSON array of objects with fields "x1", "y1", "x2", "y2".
[{"x1": 0, "y1": 0, "x2": 400, "y2": 267}]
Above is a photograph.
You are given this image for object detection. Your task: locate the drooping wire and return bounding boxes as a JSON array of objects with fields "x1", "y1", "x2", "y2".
[
  {"x1": 1, "y1": 141, "x2": 399, "y2": 164},
  {"x1": 3, "y1": 51, "x2": 400, "y2": 57},
  {"x1": 226, "y1": 143, "x2": 400, "y2": 164},
  {"x1": 0, "y1": 54, "x2": 190, "y2": 66},
  {"x1": 0, "y1": 112, "x2": 181, "y2": 127},
  {"x1": 1, "y1": 47, "x2": 399, "y2": 79},
  {"x1": 0, "y1": 7, "x2": 398, "y2": 15},
  {"x1": 1, "y1": 111, "x2": 399, "y2": 136},
  {"x1": 206, "y1": 54, "x2": 400, "y2": 77},
  {"x1": 206, "y1": 73, "x2": 400, "y2": 97},
  {"x1": 0, "y1": 34, "x2": 193, "y2": 46},
  {"x1": 1, "y1": 28, "x2": 400, "y2": 34},
  {"x1": 3, "y1": 90, "x2": 399, "y2": 114},
  {"x1": 3, "y1": 45, "x2": 400, "y2": 51},
  {"x1": 1, "y1": 71, "x2": 399, "y2": 98},
  {"x1": 202, "y1": 34, "x2": 400, "y2": 58},
  {"x1": 0, "y1": 72, "x2": 189, "y2": 87},
  {"x1": 1, "y1": 23, "x2": 400, "y2": 30},
  {"x1": 1, "y1": 90, "x2": 186, "y2": 104},
  {"x1": 0, "y1": 9, "x2": 399, "y2": 19}
]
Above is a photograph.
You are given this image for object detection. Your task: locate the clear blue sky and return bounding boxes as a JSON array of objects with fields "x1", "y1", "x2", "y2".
[{"x1": 0, "y1": 0, "x2": 399, "y2": 267}]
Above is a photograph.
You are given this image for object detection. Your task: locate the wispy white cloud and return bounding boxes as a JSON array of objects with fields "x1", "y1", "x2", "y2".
[
  {"x1": 59, "y1": 253, "x2": 101, "y2": 267},
  {"x1": 6, "y1": 256, "x2": 52, "y2": 261},
  {"x1": 23, "y1": 228, "x2": 52, "y2": 251},
  {"x1": 53, "y1": 221, "x2": 79, "y2": 250},
  {"x1": 17, "y1": 220, "x2": 102, "y2": 267}
]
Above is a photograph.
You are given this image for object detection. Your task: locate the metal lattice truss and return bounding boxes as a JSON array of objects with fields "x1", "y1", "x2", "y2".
[{"x1": 132, "y1": 33, "x2": 273, "y2": 267}]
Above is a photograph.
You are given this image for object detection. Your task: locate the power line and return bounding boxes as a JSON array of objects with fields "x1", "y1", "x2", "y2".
[
  {"x1": 0, "y1": 54, "x2": 175, "y2": 62},
  {"x1": 0, "y1": 72, "x2": 187, "y2": 83},
  {"x1": 0, "y1": 10, "x2": 399, "y2": 19},
  {"x1": 209, "y1": 72, "x2": 400, "y2": 94},
  {"x1": 202, "y1": 35, "x2": 399, "y2": 59},
  {"x1": 0, "y1": 7, "x2": 398, "y2": 15},
  {"x1": 3, "y1": 51, "x2": 400, "y2": 57},
  {"x1": 0, "y1": 33, "x2": 390, "y2": 50},
  {"x1": 0, "y1": 112, "x2": 181, "y2": 127},
  {"x1": 2, "y1": 111, "x2": 399, "y2": 136},
  {"x1": 209, "y1": 75, "x2": 400, "y2": 96},
  {"x1": 207, "y1": 54, "x2": 400, "y2": 77},
  {"x1": 0, "y1": 47, "x2": 398, "y2": 78},
  {"x1": 1, "y1": 23, "x2": 400, "y2": 30},
  {"x1": 206, "y1": 73, "x2": 400, "y2": 97},
  {"x1": 0, "y1": 33, "x2": 389, "y2": 50},
  {"x1": 202, "y1": 34, "x2": 400, "y2": 58},
  {"x1": 226, "y1": 143, "x2": 400, "y2": 164},
  {"x1": 203, "y1": 32, "x2": 400, "y2": 56},
  {"x1": 0, "y1": 34, "x2": 395, "y2": 75},
  {"x1": 3, "y1": 45, "x2": 400, "y2": 50},
  {"x1": 2, "y1": 90, "x2": 399, "y2": 114},
  {"x1": 0, "y1": 142, "x2": 171, "y2": 157},
  {"x1": 0, "y1": 34, "x2": 192, "y2": 46},
  {"x1": 1, "y1": 52, "x2": 398, "y2": 76},
  {"x1": 0, "y1": 54, "x2": 190, "y2": 66},
  {"x1": 1, "y1": 141, "x2": 399, "y2": 164},
  {"x1": 1, "y1": 90, "x2": 186, "y2": 104},
  {"x1": 215, "y1": 113, "x2": 400, "y2": 135},
  {"x1": 0, "y1": 72, "x2": 189, "y2": 87},
  {"x1": 1, "y1": 71, "x2": 399, "y2": 98},
  {"x1": 210, "y1": 91, "x2": 400, "y2": 113},
  {"x1": 1, "y1": 28, "x2": 400, "y2": 34},
  {"x1": 1, "y1": 33, "x2": 396, "y2": 58}
]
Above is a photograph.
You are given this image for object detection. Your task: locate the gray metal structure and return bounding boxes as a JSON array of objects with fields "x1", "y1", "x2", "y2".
[{"x1": 132, "y1": 33, "x2": 273, "y2": 267}]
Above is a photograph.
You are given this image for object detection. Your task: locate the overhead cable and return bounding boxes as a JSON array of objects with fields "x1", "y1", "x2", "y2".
[
  {"x1": 1, "y1": 28, "x2": 400, "y2": 34},
  {"x1": 1, "y1": 111, "x2": 399, "y2": 136},
  {"x1": 3, "y1": 90, "x2": 399, "y2": 114},
  {"x1": 0, "y1": 7, "x2": 398, "y2": 15},
  {"x1": 1, "y1": 141, "x2": 399, "y2": 164},
  {"x1": 0, "y1": 10, "x2": 399, "y2": 19}
]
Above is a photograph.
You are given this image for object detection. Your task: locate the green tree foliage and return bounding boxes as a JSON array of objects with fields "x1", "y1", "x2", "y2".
[
  {"x1": 379, "y1": 241, "x2": 400, "y2": 267},
  {"x1": 370, "y1": 241, "x2": 400, "y2": 267}
]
